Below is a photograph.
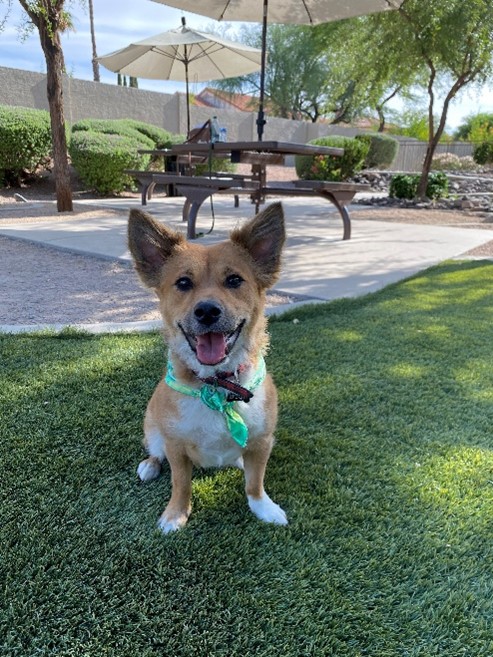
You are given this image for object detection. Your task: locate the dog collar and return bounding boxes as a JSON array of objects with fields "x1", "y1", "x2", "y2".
[{"x1": 164, "y1": 357, "x2": 266, "y2": 448}]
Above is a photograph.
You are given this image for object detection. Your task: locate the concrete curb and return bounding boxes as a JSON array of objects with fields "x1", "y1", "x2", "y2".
[{"x1": 0, "y1": 298, "x2": 326, "y2": 335}]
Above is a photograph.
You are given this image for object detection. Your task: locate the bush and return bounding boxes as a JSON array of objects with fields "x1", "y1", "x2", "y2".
[
  {"x1": 355, "y1": 133, "x2": 399, "y2": 169},
  {"x1": 71, "y1": 118, "x2": 154, "y2": 149},
  {"x1": 70, "y1": 118, "x2": 186, "y2": 193},
  {"x1": 389, "y1": 171, "x2": 449, "y2": 200},
  {"x1": 0, "y1": 105, "x2": 52, "y2": 186},
  {"x1": 122, "y1": 119, "x2": 185, "y2": 149},
  {"x1": 69, "y1": 131, "x2": 150, "y2": 194},
  {"x1": 295, "y1": 136, "x2": 369, "y2": 182},
  {"x1": 426, "y1": 172, "x2": 449, "y2": 199},
  {"x1": 389, "y1": 174, "x2": 417, "y2": 200},
  {"x1": 431, "y1": 153, "x2": 477, "y2": 171},
  {"x1": 194, "y1": 157, "x2": 236, "y2": 175},
  {"x1": 473, "y1": 141, "x2": 493, "y2": 165}
]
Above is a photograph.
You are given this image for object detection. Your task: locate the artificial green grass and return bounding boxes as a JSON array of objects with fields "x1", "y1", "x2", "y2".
[{"x1": 2, "y1": 260, "x2": 493, "y2": 656}]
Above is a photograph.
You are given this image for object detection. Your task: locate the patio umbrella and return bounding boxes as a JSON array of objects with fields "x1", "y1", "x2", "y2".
[
  {"x1": 98, "y1": 18, "x2": 262, "y2": 137},
  {"x1": 152, "y1": 0, "x2": 405, "y2": 140}
]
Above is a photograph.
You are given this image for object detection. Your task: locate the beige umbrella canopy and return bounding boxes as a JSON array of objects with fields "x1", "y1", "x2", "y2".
[
  {"x1": 153, "y1": 0, "x2": 405, "y2": 139},
  {"x1": 98, "y1": 19, "x2": 262, "y2": 136}
]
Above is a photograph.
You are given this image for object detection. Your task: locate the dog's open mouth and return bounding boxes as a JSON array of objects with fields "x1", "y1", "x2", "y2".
[{"x1": 180, "y1": 321, "x2": 245, "y2": 366}]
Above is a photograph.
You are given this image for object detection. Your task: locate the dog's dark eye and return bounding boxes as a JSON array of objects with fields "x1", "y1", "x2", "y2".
[
  {"x1": 225, "y1": 274, "x2": 244, "y2": 289},
  {"x1": 175, "y1": 276, "x2": 193, "y2": 291}
]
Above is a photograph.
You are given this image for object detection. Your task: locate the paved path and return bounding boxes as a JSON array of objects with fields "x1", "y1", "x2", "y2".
[{"x1": 1, "y1": 195, "x2": 492, "y2": 332}]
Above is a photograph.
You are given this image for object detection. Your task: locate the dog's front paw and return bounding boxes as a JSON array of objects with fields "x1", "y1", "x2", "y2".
[
  {"x1": 248, "y1": 493, "x2": 288, "y2": 526},
  {"x1": 137, "y1": 457, "x2": 162, "y2": 482},
  {"x1": 157, "y1": 510, "x2": 190, "y2": 534}
]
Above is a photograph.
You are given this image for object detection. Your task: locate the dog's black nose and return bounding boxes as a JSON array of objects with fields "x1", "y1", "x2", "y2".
[{"x1": 194, "y1": 301, "x2": 222, "y2": 327}]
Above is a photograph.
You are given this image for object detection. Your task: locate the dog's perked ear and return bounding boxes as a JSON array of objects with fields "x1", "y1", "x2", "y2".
[
  {"x1": 231, "y1": 202, "x2": 286, "y2": 288},
  {"x1": 128, "y1": 209, "x2": 184, "y2": 288}
]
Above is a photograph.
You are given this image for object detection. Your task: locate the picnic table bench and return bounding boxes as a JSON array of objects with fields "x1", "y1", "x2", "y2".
[{"x1": 124, "y1": 170, "x2": 368, "y2": 240}]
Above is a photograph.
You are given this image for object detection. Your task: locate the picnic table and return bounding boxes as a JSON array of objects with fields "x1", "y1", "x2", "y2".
[{"x1": 128, "y1": 140, "x2": 370, "y2": 240}]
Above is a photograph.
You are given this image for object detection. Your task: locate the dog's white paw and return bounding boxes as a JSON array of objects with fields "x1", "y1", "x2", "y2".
[
  {"x1": 248, "y1": 493, "x2": 288, "y2": 526},
  {"x1": 157, "y1": 512, "x2": 189, "y2": 534},
  {"x1": 137, "y1": 457, "x2": 161, "y2": 482}
]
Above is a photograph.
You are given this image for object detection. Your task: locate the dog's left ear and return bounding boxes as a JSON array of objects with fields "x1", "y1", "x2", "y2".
[
  {"x1": 231, "y1": 202, "x2": 285, "y2": 288},
  {"x1": 128, "y1": 209, "x2": 184, "y2": 288}
]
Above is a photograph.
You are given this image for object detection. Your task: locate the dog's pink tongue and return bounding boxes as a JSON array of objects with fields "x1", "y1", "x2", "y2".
[{"x1": 196, "y1": 332, "x2": 227, "y2": 365}]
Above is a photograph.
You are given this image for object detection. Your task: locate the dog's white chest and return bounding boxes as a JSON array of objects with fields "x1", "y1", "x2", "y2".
[{"x1": 174, "y1": 385, "x2": 267, "y2": 469}]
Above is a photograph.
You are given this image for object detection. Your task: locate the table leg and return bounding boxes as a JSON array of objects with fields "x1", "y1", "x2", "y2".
[
  {"x1": 250, "y1": 164, "x2": 266, "y2": 212},
  {"x1": 176, "y1": 185, "x2": 215, "y2": 240},
  {"x1": 317, "y1": 190, "x2": 353, "y2": 240}
]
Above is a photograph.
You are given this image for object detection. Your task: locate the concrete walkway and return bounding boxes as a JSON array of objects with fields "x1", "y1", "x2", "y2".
[{"x1": 1, "y1": 194, "x2": 491, "y2": 331}]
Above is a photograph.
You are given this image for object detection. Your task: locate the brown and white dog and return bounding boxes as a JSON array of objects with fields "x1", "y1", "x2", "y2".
[{"x1": 128, "y1": 202, "x2": 288, "y2": 533}]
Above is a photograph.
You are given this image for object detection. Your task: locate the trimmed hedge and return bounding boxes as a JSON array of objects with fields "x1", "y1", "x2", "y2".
[
  {"x1": 69, "y1": 131, "x2": 150, "y2": 195},
  {"x1": 0, "y1": 105, "x2": 52, "y2": 186},
  {"x1": 71, "y1": 118, "x2": 184, "y2": 150},
  {"x1": 122, "y1": 119, "x2": 184, "y2": 149},
  {"x1": 355, "y1": 133, "x2": 399, "y2": 169},
  {"x1": 70, "y1": 118, "x2": 185, "y2": 194},
  {"x1": 389, "y1": 172, "x2": 449, "y2": 200},
  {"x1": 295, "y1": 136, "x2": 369, "y2": 182}
]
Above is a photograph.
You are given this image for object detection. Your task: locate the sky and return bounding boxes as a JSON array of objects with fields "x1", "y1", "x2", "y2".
[{"x1": 1, "y1": 0, "x2": 493, "y2": 132}]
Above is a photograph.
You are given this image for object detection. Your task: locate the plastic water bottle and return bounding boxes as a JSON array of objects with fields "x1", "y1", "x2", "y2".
[
  {"x1": 211, "y1": 116, "x2": 220, "y2": 143},
  {"x1": 219, "y1": 127, "x2": 227, "y2": 142}
]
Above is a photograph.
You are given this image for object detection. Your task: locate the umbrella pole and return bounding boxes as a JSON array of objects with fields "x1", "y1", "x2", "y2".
[
  {"x1": 256, "y1": 0, "x2": 268, "y2": 141},
  {"x1": 184, "y1": 56, "x2": 191, "y2": 138}
]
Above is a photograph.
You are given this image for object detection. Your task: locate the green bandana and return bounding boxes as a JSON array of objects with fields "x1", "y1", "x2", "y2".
[{"x1": 164, "y1": 357, "x2": 266, "y2": 448}]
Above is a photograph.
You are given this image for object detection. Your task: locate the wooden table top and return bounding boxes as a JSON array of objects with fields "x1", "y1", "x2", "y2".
[{"x1": 170, "y1": 140, "x2": 344, "y2": 157}]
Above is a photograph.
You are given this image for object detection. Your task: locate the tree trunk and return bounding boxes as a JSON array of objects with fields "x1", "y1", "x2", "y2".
[
  {"x1": 39, "y1": 23, "x2": 73, "y2": 212},
  {"x1": 417, "y1": 139, "x2": 438, "y2": 199},
  {"x1": 376, "y1": 105, "x2": 385, "y2": 132},
  {"x1": 89, "y1": 0, "x2": 100, "y2": 82},
  {"x1": 416, "y1": 75, "x2": 469, "y2": 199}
]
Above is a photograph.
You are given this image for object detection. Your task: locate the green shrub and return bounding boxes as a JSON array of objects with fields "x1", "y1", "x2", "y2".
[
  {"x1": 426, "y1": 171, "x2": 449, "y2": 199},
  {"x1": 473, "y1": 141, "x2": 493, "y2": 165},
  {"x1": 194, "y1": 157, "x2": 236, "y2": 175},
  {"x1": 355, "y1": 133, "x2": 399, "y2": 169},
  {"x1": 71, "y1": 118, "x2": 154, "y2": 149},
  {"x1": 0, "y1": 105, "x2": 52, "y2": 185},
  {"x1": 295, "y1": 136, "x2": 369, "y2": 181},
  {"x1": 122, "y1": 119, "x2": 184, "y2": 149},
  {"x1": 389, "y1": 171, "x2": 448, "y2": 200},
  {"x1": 69, "y1": 131, "x2": 150, "y2": 194},
  {"x1": 70, "y1": 118, "x2": 187, "y2": 192},
  {"x1": 389, "y1": 174, "x2": 417, "y2": 199}
]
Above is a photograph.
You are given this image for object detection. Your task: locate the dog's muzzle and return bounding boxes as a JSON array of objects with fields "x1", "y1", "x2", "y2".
[{"x1": 179, "y1": 301, "x2": 245, "y2": 366}]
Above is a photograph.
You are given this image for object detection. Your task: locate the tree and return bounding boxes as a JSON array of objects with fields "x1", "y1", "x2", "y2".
[
  {"x1": 367, "y1": 0, "x2": 493, "y2": 198},
  {"x1": 16, "y1": 0, "x2": 73, "y2": 211},
  {"x1": 454, "y1": 113, "x2": 493, "y2": 141},
  {"x1": 212, "y1": 24, "x2": 335, "y2": 122},
  {"x1": 88, "y1": 0, "x2": 99, "y2": 82},
  {"x1": 315, "y1": 15, "x2": 422, "y2": 132}
]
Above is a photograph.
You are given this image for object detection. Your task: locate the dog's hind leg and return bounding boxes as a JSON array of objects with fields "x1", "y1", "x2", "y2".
[
  {"x1": 137, "y1": 456, "x2": 162, "y2": 482},
  {"x1": 243, "y1": 441, "x2": 288, "y2": 526}
]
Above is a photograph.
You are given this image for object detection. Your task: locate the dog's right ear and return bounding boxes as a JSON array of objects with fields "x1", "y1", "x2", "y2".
[{"x1": 128, "y1": 209, "x2": 184, "y2": 288}]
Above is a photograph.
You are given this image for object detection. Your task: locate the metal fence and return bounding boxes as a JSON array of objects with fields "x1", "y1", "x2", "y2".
[{"x1": 389, "y1": 140, "x2": 475, "y2": 172}]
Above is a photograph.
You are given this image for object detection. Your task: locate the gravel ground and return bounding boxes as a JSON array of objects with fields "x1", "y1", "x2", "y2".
[{"x1": 2, "y1": 168, "x2": 493, "y2": 327}]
